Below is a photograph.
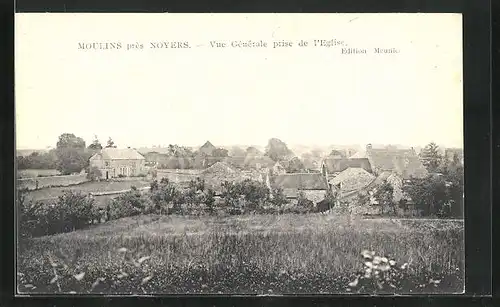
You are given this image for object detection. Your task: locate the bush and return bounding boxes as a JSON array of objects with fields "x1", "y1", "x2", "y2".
[
  {"x1": 86, "y1": 166, "x2": 102, "y2": 181},
  {"x1": 108, "y1": 189, "x2": 152, "y2": 220},
  {"x1": 297, "y1": 191, "x2": 315, "y2": 211},
  {"x1": 18, "y1": 190, "x2": 98, "y2": 238},
  {"x1": 150, "y1": 179, "x2": 181, "y2": 215}
]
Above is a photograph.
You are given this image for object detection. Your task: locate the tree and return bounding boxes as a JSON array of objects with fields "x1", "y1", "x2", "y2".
[
  {"x1": 297, "y1": 191, "x2": 314, "y2": 210},
  {"x1": 56, "y1": 133, "x2": 86, "y2": 149},
  {"x1": 264, "y1": 138, "x2": 294, "y2": 162},
  {"x1": 329, "y1": 149, "x2": 346, "y2": 158},
  {"x1": 167, "y1": 144, "x2": 195, "y2": 157},
  {"x1": 420, "y1": 142, "x2": 442, "y2": 173},
  {"x1": 445, "y1": 164, "x2": 464, "y2": 217},
  {"x1": 88, "y1": 135, "x2": 103, "y2": 151},
  {"x1": 212, "y1": 148, "x2": 229, "y2": 158},
  {"x1": 246, "y1": 146, "x2": 262, "y2": 156},
  {"x1": 230, "y1": 146, "x2": 246, "y2": 157},
  {"x1": 373, "y1": 182, "x2": 396, "y2": 215},
  {"x1": 205, "y1": 188, "x2": 216, "y2": 215},
  {"x1": 286, "y1": 157, "x2": 306, "y2": 173},
  {"x1": 310, "y1": 149, "x2": 325, "y2": 160},
  {"x1": 238, "y1": 179, "x2": 270, "y2": 211},
  {"x1": 403, "y1": 175, "x2": 448, "y2": 217},
  {"x1": 270, "y1": 187, "x2": 288, "y2": 208},
  {"x1": 55, "y1": 148, "x2": 87, "y2": 175},
  {"x1": 86, "y1": 166, "x2": 102, "y2": 181},
  {"x1": 106, "y1": 137, "x2": 117, "y2": 148},
  {"x1": 55, "y1": 133, "x2": 88, "y2": 175}
]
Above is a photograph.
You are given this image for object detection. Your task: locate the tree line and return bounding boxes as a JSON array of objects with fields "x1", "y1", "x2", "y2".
[{"x1": 17, "y1": 134, "x2": 118, "y2": 175}]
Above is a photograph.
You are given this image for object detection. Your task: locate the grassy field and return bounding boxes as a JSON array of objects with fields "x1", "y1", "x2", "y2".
[
  {"x1": 17, "y1": 214, "x2": 464, "y2": 295},
  {"x1": 18, "y1": 169, "x2": 61, "y2": 178},
  {"x1": 25, "y1": 180, "x2": 151, "y2": 205}
]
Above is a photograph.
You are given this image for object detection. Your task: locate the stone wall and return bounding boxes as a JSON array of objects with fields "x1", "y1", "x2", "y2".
[{"x1": 17, "y1": 174, "x2": 89, "y2": 190}]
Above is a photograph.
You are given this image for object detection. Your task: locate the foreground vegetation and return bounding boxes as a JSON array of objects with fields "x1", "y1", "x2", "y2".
[{"x1": 17, "y1": 214, "x2": 464, "y2": 294}]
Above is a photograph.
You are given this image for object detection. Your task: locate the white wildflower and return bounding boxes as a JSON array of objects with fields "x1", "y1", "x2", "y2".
[
  {"x1": 379, "y1": 264, "x2": 390, "y2": 272},
  {"x1": 381, "y1": 257, "x2": 388, "y2": 263},
  {"x1": 74, "y1": 272, "x2": 85, "y2": 281},
  {"x1": 389, "y1": 260, "x2": 396, "y2": 266},
  {"x1": 141, "y1": 275, "x2": 153, "y2": 285},
  {"x1": 118, "y1": 247, "x2": 127, "y2": 253},
  {"x1": 348, "y1": 277, "x2": 359, "y2": 287},
  {"x1": 49, "y1": 276, "x2": 58, "y2": 284},
  {"x1": 137, "y1": 256, "x2": 151, "y2": 264},
  {"x1": 364, "y1": 261, "x2": 373, "y2": 268}
]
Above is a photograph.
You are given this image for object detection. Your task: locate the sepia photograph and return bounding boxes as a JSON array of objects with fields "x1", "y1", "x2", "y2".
[{"x1": 15, "y1": 13, "x2": 464, "y2": 295}]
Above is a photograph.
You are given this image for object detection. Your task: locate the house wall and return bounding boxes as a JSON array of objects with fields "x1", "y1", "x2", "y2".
[{"x1": 90, "y1": 158, "x2": 145, "y2": 178}]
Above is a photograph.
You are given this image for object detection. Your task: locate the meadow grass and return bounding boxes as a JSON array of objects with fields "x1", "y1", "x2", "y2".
[
  {"x1": 17, "y1": 214, "x2": 464, "y2": 294},
  {"x1": 25, "y1": 180, "x2": 151, "y2": 203}
]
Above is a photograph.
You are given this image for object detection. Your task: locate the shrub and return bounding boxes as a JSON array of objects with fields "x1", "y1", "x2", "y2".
[
  {"x1": 297, "y1": 191, "x2": 314, "y2": 211},
  {"x1": 150, "y1": 179, "x2": 181, "y2": 215},
  {"x1": 238, "y1": 179, "x2": 270, "y2": 211},
  {"x1": 86, "y1": 166, "x2": 102, "y2": 181},
  {"x1": 54, "y1": 191, "x2": 97, "y2": 231},
  {"x1": 18, "y1": 190, "x2": 98, "y2": 238},
  {"x1": 269, "y1": 187, "x2": 288, "y2": 208},
  {"x1": 403, "y1": 175, "x2": 449, "y2": 217},
  {"x1": 108, "y1": 189, "x2": 152, "y2": 220}
]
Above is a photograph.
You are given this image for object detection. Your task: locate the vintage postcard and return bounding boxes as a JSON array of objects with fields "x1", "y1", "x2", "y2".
[{"x1": 15, "y1": 13, "x2": 464, "y2": 295}]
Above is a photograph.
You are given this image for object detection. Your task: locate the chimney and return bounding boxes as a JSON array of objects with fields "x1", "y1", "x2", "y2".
[{"x1": 366, "y1": 144, "x2": 372, "y2": 151}]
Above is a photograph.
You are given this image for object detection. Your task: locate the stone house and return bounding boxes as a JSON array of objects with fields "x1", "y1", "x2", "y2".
[
  {"x1": 267, "y1": 173, "x2": 329, "y2": 204},
  {"x1": 329, "y1": 167, "x2": 375, "y2": 197},
  {"x1": 365, "y1": 144, "x2": 428, "y2": 179},
  {"x1": 320, "y1": 157, "x2": 373, "y2": 180},
  {"x1": 223, "y1": 155, "x2": 275, "y2": 171},
  {"x1": 89, "y1": 148, "x2": 146, "y2": 179},
  {"x1": 199, "y1": 141, "x2": 217, "y2": 156}
]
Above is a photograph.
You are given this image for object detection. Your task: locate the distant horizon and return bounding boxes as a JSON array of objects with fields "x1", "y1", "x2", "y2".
[{"x1": 15, "y1": 138, "x2": 463, "y2": 152}]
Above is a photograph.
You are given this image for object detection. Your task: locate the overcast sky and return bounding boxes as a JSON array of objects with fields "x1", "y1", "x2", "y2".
[{"x1": 15, "y1": 13, "x2": 463, "y2": 149}]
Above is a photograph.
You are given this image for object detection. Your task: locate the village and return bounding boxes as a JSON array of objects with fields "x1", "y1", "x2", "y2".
[{"x1": 17, "y1": 135, "x2": 464, "y2": 218}]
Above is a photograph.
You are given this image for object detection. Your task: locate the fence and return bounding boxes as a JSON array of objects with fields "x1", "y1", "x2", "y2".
[{"x1": 17, "y1": 174, "x2": 89, "y2": 190}]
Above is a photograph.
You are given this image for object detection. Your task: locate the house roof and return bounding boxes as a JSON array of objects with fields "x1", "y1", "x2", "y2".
[
  {"x1": 200, "y1": 141, "x2": 216, "y2": 153},
  {"x1": 90, "y1": 148, "x2": 145, "y2": 160},
  {"x1": 330, "y1": 167, "x2": 375, "y2": 192},
  {"x1": 349, "y1": 151, "x2": 367, "y2": 159},
  {"x1": 366, "y1": 148, "x2": 427, "y2": 179},
  {"x1": 223, "y1": 155, "x2": 275, "y2": 169},
  {"x1": 322, "y1": 158, "x2": 372, "y2": 174},
  {"x1": 271, "y1": 173, "x2": 328, "y2": 190}
]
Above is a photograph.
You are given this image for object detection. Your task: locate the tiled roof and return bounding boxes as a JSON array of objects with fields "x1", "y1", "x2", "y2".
[
  {"x1": 199, "y1": 141, "x2": 216, "y2": 155},
  {"x1": 330, "y1": 167, "x2": 375, "y2": 192},
  {"x1": 366, "y1": 148, "x2": 427, "y2": 179},
  {"x1": 271, "y1": 173, "x2": 328, "y2": 190},
  {"x1": 90, "y1": 148, "x2": 145, "y2": 160},
  {"x1": 223, "y1": 155, "x2": 275, "y2": 169},
  {"x1": 322, "y1": 158, "x2": 372, "y2": 173},
  {"x1": 349, "y1": 151, "x2": 367, "y2": 159}
]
